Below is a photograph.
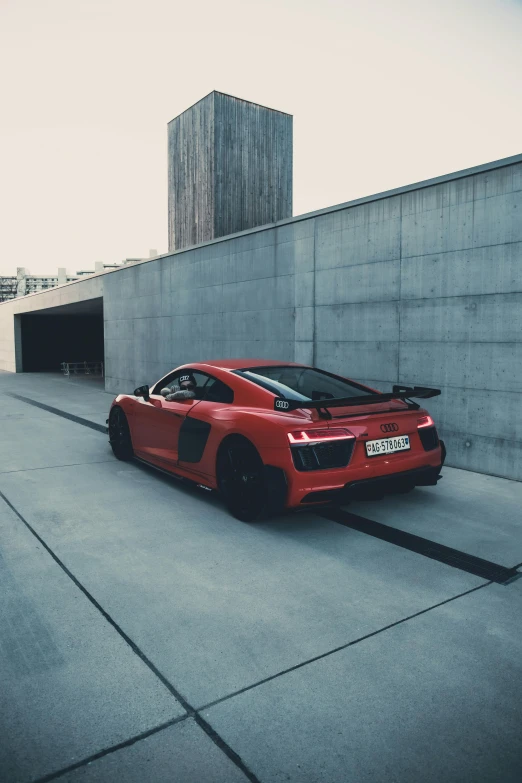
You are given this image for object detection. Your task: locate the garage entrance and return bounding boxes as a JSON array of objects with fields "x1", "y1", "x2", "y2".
[{"x1": 20, "y1": 298, "x2": 104, "y2": 373}]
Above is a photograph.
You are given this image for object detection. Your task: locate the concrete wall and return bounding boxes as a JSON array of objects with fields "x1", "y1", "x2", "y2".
[
  {"x1": 1, "y1": 154, "x2": 521, "y2": 480},
  {"x1": 0, "y1": 276, "x2": 103, "y2": 372}
]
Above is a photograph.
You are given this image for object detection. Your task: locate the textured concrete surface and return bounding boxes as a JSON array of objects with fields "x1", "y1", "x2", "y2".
[
  {"x1": 0, "y1": 495, "x2": 184, "y2": 783},
  {"x1": 1, "y1": 458, "x2": 485, "y2": 707},
  {"x1": 0, "y1": 371, "x2": 113, "y2": 427},
  {"x1": 205, "y1": 580, "x2": 522, "y2": 783},
  {"x1": 62, "y1": 720, "x2": 249, "y2": 782},
  {"x1": 345, "y1": 467, "x2": 522, "y2": 567},
  {"x1": 0, "y1": 414, "x2": 110, "y2": 473},
  {"x1": 1, "y1": 155, "x2": 521, "y2": 479},
  {"x1": 0, "y1": 373, "x2": 521, "y2": 782}
]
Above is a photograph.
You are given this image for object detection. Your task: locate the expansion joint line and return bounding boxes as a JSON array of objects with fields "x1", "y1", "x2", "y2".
[
  {"x1": 197, "y1": 579, "x2": 491, "y2": 714},
  {"x1": 0, "y1": 489, "x2": 262, "y2": 783},
  {"x1": 31, "y1": 716, "x2": 189, "y2": 783},
  {"x1": 6, "y1": 393, "x2": 107, "y2": 433}
]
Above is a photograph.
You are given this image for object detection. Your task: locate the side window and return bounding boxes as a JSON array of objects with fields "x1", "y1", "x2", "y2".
[
  {"x1": 153, "y1": 370, "x2": 233, "y2": 403},
  {"x1": 203, "y1": 378, "x2": 234, "y2": 404},
  {"x1": 185, "y1": 371, "x2": 210, "y2": 400},
  {"x1": 153, "y1": 370, "x2": 207, "y2": 397},
  {"x1": 153, "y1": 371, "x2": 183, "y2": 394}
]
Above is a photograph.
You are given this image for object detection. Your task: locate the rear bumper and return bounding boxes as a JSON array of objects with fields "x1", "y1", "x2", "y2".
[
  {"x1": 300, "y1": 464, "x2": 442, "y2": 504},
  {"x1": 259, "y1": 438, "x2": 445, "y2": 509}
]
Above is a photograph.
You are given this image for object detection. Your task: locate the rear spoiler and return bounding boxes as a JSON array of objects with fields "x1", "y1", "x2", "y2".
[{"x1": 273, "y1": 385, "x2": 441, "y2": 412}]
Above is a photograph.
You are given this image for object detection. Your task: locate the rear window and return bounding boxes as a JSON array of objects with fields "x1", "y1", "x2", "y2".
[{"x1": 236, "y1": 366, "x2": 372, "y2": 402}]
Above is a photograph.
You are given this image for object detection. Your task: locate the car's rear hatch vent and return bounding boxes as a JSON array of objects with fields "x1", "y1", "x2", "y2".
[
  {"x1": 291, "y1": 439, "x2": 355, "y2": 471},
  {"x1": 419, "y1": 426, "x2": 439, "y2": 451}
]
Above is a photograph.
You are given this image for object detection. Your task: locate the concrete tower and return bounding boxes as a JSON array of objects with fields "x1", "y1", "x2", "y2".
[{"x1": 168, "y1": 91, "x2": 293, "y2": 252}]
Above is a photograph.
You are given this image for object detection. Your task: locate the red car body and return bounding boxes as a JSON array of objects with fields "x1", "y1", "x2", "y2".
[{"x1": 108, "y1": 359, "x2": 445, "y2": 519}]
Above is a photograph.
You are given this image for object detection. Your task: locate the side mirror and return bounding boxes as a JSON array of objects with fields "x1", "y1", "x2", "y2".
[{"x1": 134, "y1": 384, "x2": 150, "y2": 401}]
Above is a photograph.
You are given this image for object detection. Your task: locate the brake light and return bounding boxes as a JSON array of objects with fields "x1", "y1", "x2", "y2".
[
  {"x1": 417, "y1": 415, "x2": 434, "y2": 429},
  {"x1": 287, "y1": 428, "x2": 355, "y2": 444}
]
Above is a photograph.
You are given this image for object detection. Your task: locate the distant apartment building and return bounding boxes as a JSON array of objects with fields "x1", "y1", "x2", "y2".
[
  {"x1": 0, "y1": 268, "x2": 74, "y2": 301},
  {"x1": 20, "y1": 267, "x2": 80, "y2": 295},
  {"x1": 0, "y1": 251, "x2": 159, "y2": 302},
  {"x1": 0, "y1": 275, "x2": 19, "y2": 301}
]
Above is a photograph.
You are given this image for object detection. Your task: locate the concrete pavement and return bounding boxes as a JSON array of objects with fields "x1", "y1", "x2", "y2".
[{"x1": 0, "y1": 372, "x2": 521, "y2": 782}]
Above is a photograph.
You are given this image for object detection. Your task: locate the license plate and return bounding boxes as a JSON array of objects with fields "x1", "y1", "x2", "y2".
[{"x1": 365, "y1": 435, "x2": 410, "y2": 457}]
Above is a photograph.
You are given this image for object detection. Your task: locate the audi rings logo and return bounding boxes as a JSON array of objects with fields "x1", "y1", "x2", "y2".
[
  {"x1": 275, "y1": 399, "x2": 290, "y2": 410},
  {"x1": 380, "y1": 422, "x2": 399, "y2": 433}
]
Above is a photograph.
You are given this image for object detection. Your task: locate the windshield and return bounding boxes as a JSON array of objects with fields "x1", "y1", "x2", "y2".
[{"x1": 237, "y1": 366, "x2": 373, "y2": 401}]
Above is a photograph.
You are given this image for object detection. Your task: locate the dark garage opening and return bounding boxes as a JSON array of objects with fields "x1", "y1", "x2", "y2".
[{"x1": 20, "y1": 298, "x2": 104, "y2": 372}]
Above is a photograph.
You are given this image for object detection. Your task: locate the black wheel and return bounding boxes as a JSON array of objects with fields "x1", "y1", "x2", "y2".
[
  {"x1": 216, "y1": 437, "x2": 267, "y2": 522},
  {"x1": 108, "y1": 407, "x2": 134, "y2": 461}
]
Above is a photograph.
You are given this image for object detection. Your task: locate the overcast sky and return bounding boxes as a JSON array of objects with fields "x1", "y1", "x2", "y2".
[{"x1": 1, "y1": 0, "x2": 521, "y2": 276}]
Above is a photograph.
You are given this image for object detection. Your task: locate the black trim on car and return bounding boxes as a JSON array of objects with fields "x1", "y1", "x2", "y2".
[
  {"x1": 300, "y1": 466, "x2": 441, "y2": 504},
  {"x1": 418, "y1": 426, "x2": 439, "y2": 451},
  {"x1": 291, "y1": 439, "x2": 355, "y2": 471},
  {"x1": 272, "y1": 386, "x2": 441, "y2": 413},
  {"x1": 263, "y1": 465, "x2": 288, "y2": 513},
  {"x1": 178, "y1": 418, "x2": 212, "y2": 463}
]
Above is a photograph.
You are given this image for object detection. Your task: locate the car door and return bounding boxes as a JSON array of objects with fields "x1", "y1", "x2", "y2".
[
  {"x1": 148, "y1": 396, "x2": 198, "y2": 468},
  {"x1": 131, "y1": 394, "x2": 183, "y2": 468},
  {"x1": 132, "y1": 370, "x2": 206, "y2": 468},
  {"x1": 177, "y1": 375, "x2": 235, "y2": 477}
]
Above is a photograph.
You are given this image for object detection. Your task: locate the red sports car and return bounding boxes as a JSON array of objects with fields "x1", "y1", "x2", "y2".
[{"x1": 107, "y1": 359, "x2": 446, "y2": 521}]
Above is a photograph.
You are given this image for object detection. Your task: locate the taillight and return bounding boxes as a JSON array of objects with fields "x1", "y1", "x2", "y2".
[
  {"x1": 289, "y1": 428, "x2": 356, "y2": 471},
  {"x1": 288, "y1": 428, "x2": 355, "y2": 444},
  {"x1": 417, "y1": 415, "x2": 435, "y2": 429}
]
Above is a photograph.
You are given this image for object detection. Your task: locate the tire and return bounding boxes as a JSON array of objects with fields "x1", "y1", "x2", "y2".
[
  {"x1": 216, "y1": 436, "x2": 267, "y2": 522},
  {"x1": 108, "y1": 406, "x2": 134, "y2": 461}
]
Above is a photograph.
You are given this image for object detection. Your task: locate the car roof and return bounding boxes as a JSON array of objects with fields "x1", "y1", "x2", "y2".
[{"x1": 196, "y1": 358, "x2": 308, "y2": 371}]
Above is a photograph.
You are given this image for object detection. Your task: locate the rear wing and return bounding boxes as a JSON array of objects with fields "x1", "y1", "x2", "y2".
[{"x1": 273, "y1": 385, "x2": 441, "y2": 412}]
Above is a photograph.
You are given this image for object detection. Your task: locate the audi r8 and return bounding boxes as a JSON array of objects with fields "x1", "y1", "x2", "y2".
[{"x1": 107, "y1": 359, "x2": 446, "y2": 521}]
